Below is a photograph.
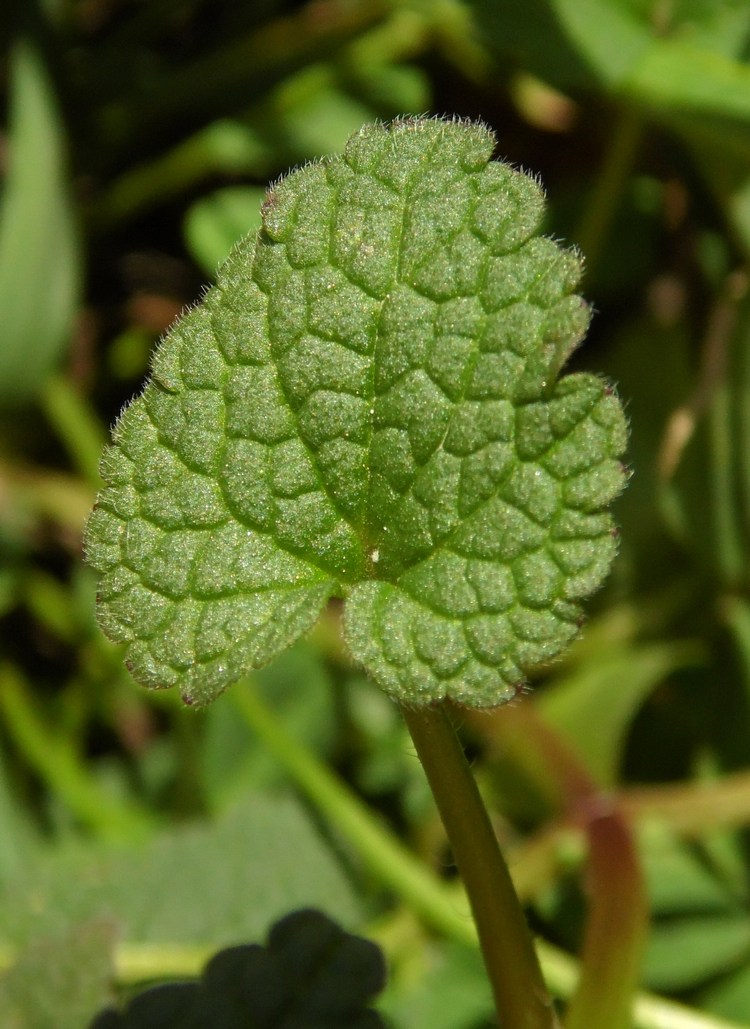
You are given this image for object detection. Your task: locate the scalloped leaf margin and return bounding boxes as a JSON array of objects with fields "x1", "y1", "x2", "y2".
[{"x1": 85, "y1": 117, "x2": 627, "y2": 709}]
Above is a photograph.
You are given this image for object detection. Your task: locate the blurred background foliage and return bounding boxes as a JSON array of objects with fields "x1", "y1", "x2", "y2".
[{"x1": 2, "y1": 0, "x2": 750, "y2": 1026}]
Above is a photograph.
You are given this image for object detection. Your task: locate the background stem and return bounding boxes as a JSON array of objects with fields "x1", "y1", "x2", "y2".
[
  {"x1": 574, "y1": 104, "x2": 643, "y2": 275},
  {"x1": 401, "y1": 702, "x2": 560, "y2": 1029},
  {"x1": 564, "y1": 803, "x2": 648, "y2": 1029}
]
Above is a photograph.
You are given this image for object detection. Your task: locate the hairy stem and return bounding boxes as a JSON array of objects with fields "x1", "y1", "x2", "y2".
[{"x1": 401, "y1": 701, "x2": 560, "y2": 1029}]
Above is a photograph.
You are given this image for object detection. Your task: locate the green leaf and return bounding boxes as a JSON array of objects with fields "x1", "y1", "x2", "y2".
[
  {"x1": 626, "y1": 40, "x2": 750, "y2": 123},
  {"x1": 643, "y1": 914, "x2": 750, "y2": 993},
  {"x1": 699, "y1": 961, "x2": 750, "y2": 1023},
  {"x1": 85, "y1": 117, "x2": 627, "y2": 708},
  {"x1": 0, "y1": 796, "x2": 362, "y2": 950},
  {"x1": 0, "y1": 920, "x2": 116, "y2": 1029},
  {"x1": 184, "y1": 187, "x2": 266, "y2": 277},
  {"x1": 0, "y1": 39, "x2": 80, "y2": 404},
  {"x1": 472, "y1": 0, "x2": 750, "y2": 130},
  {"x1": 199, "y1": 644, "x2": 337, "y2": 809},
  {"x1": 380, "y1": 941, "x2": 492, "y2": 1029},
  {"x1": 469, "y1": 0, "x2": 651, "y2": 91},
  {"x1": 642, "y1": 826, "x2": 741, "y2": 919},
  {"x1": 91, "y1": 910, "x2": 386, "y2": 1029}
]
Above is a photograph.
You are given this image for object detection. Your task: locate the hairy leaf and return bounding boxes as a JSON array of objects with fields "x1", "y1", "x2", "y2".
[{"x1": 85, "y1": 117, "x2": 627, "y2": 708}]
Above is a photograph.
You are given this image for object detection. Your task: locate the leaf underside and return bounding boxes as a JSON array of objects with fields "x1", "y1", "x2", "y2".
[{"x1": 85, "y1": 117, "x2": 627, "y2": 709}]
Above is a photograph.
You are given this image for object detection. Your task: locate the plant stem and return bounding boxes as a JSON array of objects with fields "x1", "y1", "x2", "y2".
[
  {"x1": 564, "y1": 803, "x2": 648, "y2": 1029},
  {"x1": 401, "y1": 701, "x2": 560, "y2": 1029},
  {"x1": 464, "y1": 695, "x2": 648, "y2": 1028}
]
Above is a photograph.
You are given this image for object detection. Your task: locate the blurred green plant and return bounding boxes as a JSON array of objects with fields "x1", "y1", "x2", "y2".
[{"x1": 0, "y1": 39, "x2": 80, "y2": 403}]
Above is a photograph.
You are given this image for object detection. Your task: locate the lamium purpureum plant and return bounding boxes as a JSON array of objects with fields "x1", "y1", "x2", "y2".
[{"x1": 85, "y1": 117, "x2": 627, "y2": 1028}]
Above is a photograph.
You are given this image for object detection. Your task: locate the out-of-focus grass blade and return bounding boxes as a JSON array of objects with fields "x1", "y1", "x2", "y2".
[
  {"x1": 0, "y1": 39, "x2": 80, "y2": 404},
  {"x1": 0, "y1": 745, "x2": 36, "y2": 884}
]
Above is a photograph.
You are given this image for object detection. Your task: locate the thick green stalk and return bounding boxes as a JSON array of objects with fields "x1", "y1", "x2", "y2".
[{"x1": 401, "y1": 702, "x2": 560, "y2": 1029}]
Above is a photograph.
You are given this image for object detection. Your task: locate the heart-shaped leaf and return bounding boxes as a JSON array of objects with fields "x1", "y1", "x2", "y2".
[{"x1": 85, "y1": 117, "x2": 627, "y2": 708}]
